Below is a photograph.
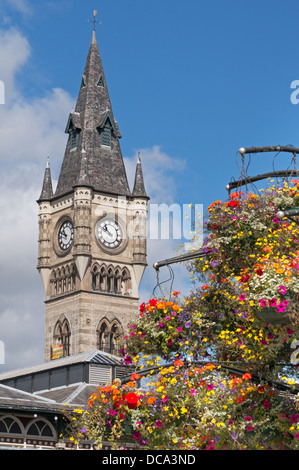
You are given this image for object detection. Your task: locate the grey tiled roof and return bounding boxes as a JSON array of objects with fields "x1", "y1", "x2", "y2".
[
  {"x1": 36, "y1": 383, "x2": 99, "y2": 407},
  {"x1": 0, "y1": 350, "x2": 122, "y2": 381},
  {"x1": 0, "y1": 383, "x2": 63, "y2": 412},
  {"x1": 54, "y1": 30, "x2": 131, "y2": 198}
]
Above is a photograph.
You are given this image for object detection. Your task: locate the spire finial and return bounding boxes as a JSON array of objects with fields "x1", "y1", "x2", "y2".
[{"x1": 88, "y1": 10, "x2": 101, "y2": 31}]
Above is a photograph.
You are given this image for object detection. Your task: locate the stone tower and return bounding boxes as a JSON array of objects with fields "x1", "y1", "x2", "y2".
[{"x1": 37, "y1": 30, "x2": 148, "y2": 362}]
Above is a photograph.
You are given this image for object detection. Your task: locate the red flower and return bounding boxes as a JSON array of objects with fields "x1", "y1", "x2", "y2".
[
  {"x1": 256, "y1": 268, "x2": 263, "y2": 276},
  {"x1": 148, "y1": 299, "x2": 158, "y2": 307},
  {"x1": 125, "y1": 392, "x2": 139, "y2": 409},
  {"x1": 227, "y1": 200, "x2": 239, "y2": 208},
  {"x1": 240, "y1": 274, "x2": 251, "y2": 283}
]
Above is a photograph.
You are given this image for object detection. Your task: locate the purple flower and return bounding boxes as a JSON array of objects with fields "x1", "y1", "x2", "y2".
[{"x1": 231, "y1": 432, "x2": 238, "y2": 440}]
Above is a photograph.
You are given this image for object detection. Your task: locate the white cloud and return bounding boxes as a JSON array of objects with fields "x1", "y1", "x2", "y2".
[
  {"x1": 5, "y1": 0, "x2": 33, "y2": 16},
  {"x1": 0, "y1": 28, "x2": 74, "y2": 372},
  {"x1": 0, "y1": 28, "x2": 31, "y2": 102},
  {"x1": 125, "y1": 147, "x2": 193, "y2": 303}
]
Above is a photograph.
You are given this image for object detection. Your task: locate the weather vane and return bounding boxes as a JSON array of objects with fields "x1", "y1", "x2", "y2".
[{"x1": 88, "y1": 10, "x2": 102, "y2": 31}]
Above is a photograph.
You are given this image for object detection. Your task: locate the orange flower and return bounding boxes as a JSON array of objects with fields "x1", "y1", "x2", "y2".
[
  {"x1": 174, "y1": 359, "x2": 184, "y2": 367},
  {"x1": 172, "y1": 304, "x2": 181, "y2": 311},
  {"x1": 157, "y1": 301, "x2": 166, "y2": 309},
  {"x1": 242, "y1": 373, "x2": 252, "y2": 381},
  {"x1": 147, "y1": 396, "x2": 156, "y2": 405},
  {"x1": 131, "y1": 373, "x2": 141, "y2": 381}
]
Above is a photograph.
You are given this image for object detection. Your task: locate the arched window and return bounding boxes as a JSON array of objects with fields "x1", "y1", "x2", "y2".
[
  {"x1": 107, "y1": 267, "x2": 114, "y2": 293},
  {"x1": 53, "y1": 317, "x2": 71, "y2": 357},
  {"x1": 69, "y1": 123, "x2": 79, "y2": 149},
  {"x1": 121, "y1": 268, "x2": 131, "y2": 296},
  {"x1": 97, "y1": 318, "x2": 124, "y2": 355},
  {"x1": 114, "y1": 268, "x2": 121, "y2": 294},
  {"x1": 92, "y1": 264, "x2": 99, "y2": 290},
  {"x1": 99, "y1": 265, "x2": 107, "y2": 291},
  {"x1": 98, "y1": 321, "x2": 109, "y2": 352},
  {"x1": 27, "y1": 420, "x2": 54, "y2": 438},
  {"x1": 0, "y1": 416, "x2": 23, "y2": 435},
  {"x1": 50, "y1": 264, "x2": 76, "y2": 298},
  {"x1": 91, "y1": 264, "x2": 130, "y2": 296},
  {"x1": 101, "y1": 122, "x2": 112, "y2": 147}
]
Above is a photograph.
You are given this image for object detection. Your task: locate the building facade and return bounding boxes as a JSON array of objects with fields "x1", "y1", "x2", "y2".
[{"x1": 37, "y1": 30, "x2": 149, "y2": 362}]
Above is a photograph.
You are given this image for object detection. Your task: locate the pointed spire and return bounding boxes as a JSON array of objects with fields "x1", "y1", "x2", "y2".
[
  {"x1": 54, "y1": 29, "x2": 131, "y2": 198},
  {"x1": 74, "y1": 145, "x2": 93, "y2": 189},
  {"x1": 132, "y1": 153, "x2": 149, "y2": 199},
  {"x1": 38, "y1": 157, "x2": 53, "y2": 202}
]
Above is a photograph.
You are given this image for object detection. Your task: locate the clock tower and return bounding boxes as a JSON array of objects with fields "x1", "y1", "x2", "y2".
[{"x1": 37, "y1": 30, "x2": 148, "y2": 362}]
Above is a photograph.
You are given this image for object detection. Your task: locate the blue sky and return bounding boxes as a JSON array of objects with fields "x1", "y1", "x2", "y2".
[{"x1": 1, "y1": 0, "x2": 299, "y2": 370}]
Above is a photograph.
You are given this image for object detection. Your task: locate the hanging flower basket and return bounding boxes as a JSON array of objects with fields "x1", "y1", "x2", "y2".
[{"x1": 196, "y1": 181, "x2": 299, "y2": 325}]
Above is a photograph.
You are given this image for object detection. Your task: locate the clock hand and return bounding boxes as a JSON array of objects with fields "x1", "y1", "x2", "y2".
[{"x1": 103, "y1": 225, "x2": 113, "y2": 237}]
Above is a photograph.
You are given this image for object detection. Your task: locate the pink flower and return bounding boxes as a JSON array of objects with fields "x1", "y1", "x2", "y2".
[
  {"x1": 269, "y1": 298, "x2": 277, "y2": 307},
  {"x1": 294, "y1": 433, "x2": 299, "y2": 440},
  {"x1": 177, "y1": 326, "x2": 183, "y2": 332},
  {"x1": 276, "y1": 303, "x2": 286, "y2": 313},
  {"x1": 206, "y1": 384, "x2": 214, "y2": 390},
  {"x1": 245, "y1": 416, "x2": 252, "y2": 422},
  {"x1": 278, "y1": 285, "x2": 287, "y2": 295},
  {"x1": 190, "y1": 389, "x2": 197, "y2": 396},
  {"x1": 239, "y1": 294, "x2": 245, "y2": 301},
  {"x1": 155, "y1": 420, "x2": 163, "y2": 428},
  {"x1": 260, "y1": 299, "x2": 267, "y2": 307}
]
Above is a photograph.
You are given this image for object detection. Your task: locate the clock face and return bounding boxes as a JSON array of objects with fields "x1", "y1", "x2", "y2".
[
  {"x1": 58, "y1": 220, "x2": 74, "y2": 251},
  {"x1": 96, "y1": 219, "x2": 122, "y2": 249}
]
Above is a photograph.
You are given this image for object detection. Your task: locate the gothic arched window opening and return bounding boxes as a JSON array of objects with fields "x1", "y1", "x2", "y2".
[
  {"x1": 100, "y1": 122, "x2": 112, "y2": 147},
  {"x1": 91, "y1": 264, "x2": 128, "y2": 296},
  {"x1": 53, "y1": 317, "x2": 71, "y2": 357},
  {"x1": 97, "y1": 318, "x2": 123, "y2": 356},
  {"x1": 50, "y1": 264, "x2": 76, "y2": 298},
  {"x1": 69, "y1": 123, "x2": 79, "y2": 150}
]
